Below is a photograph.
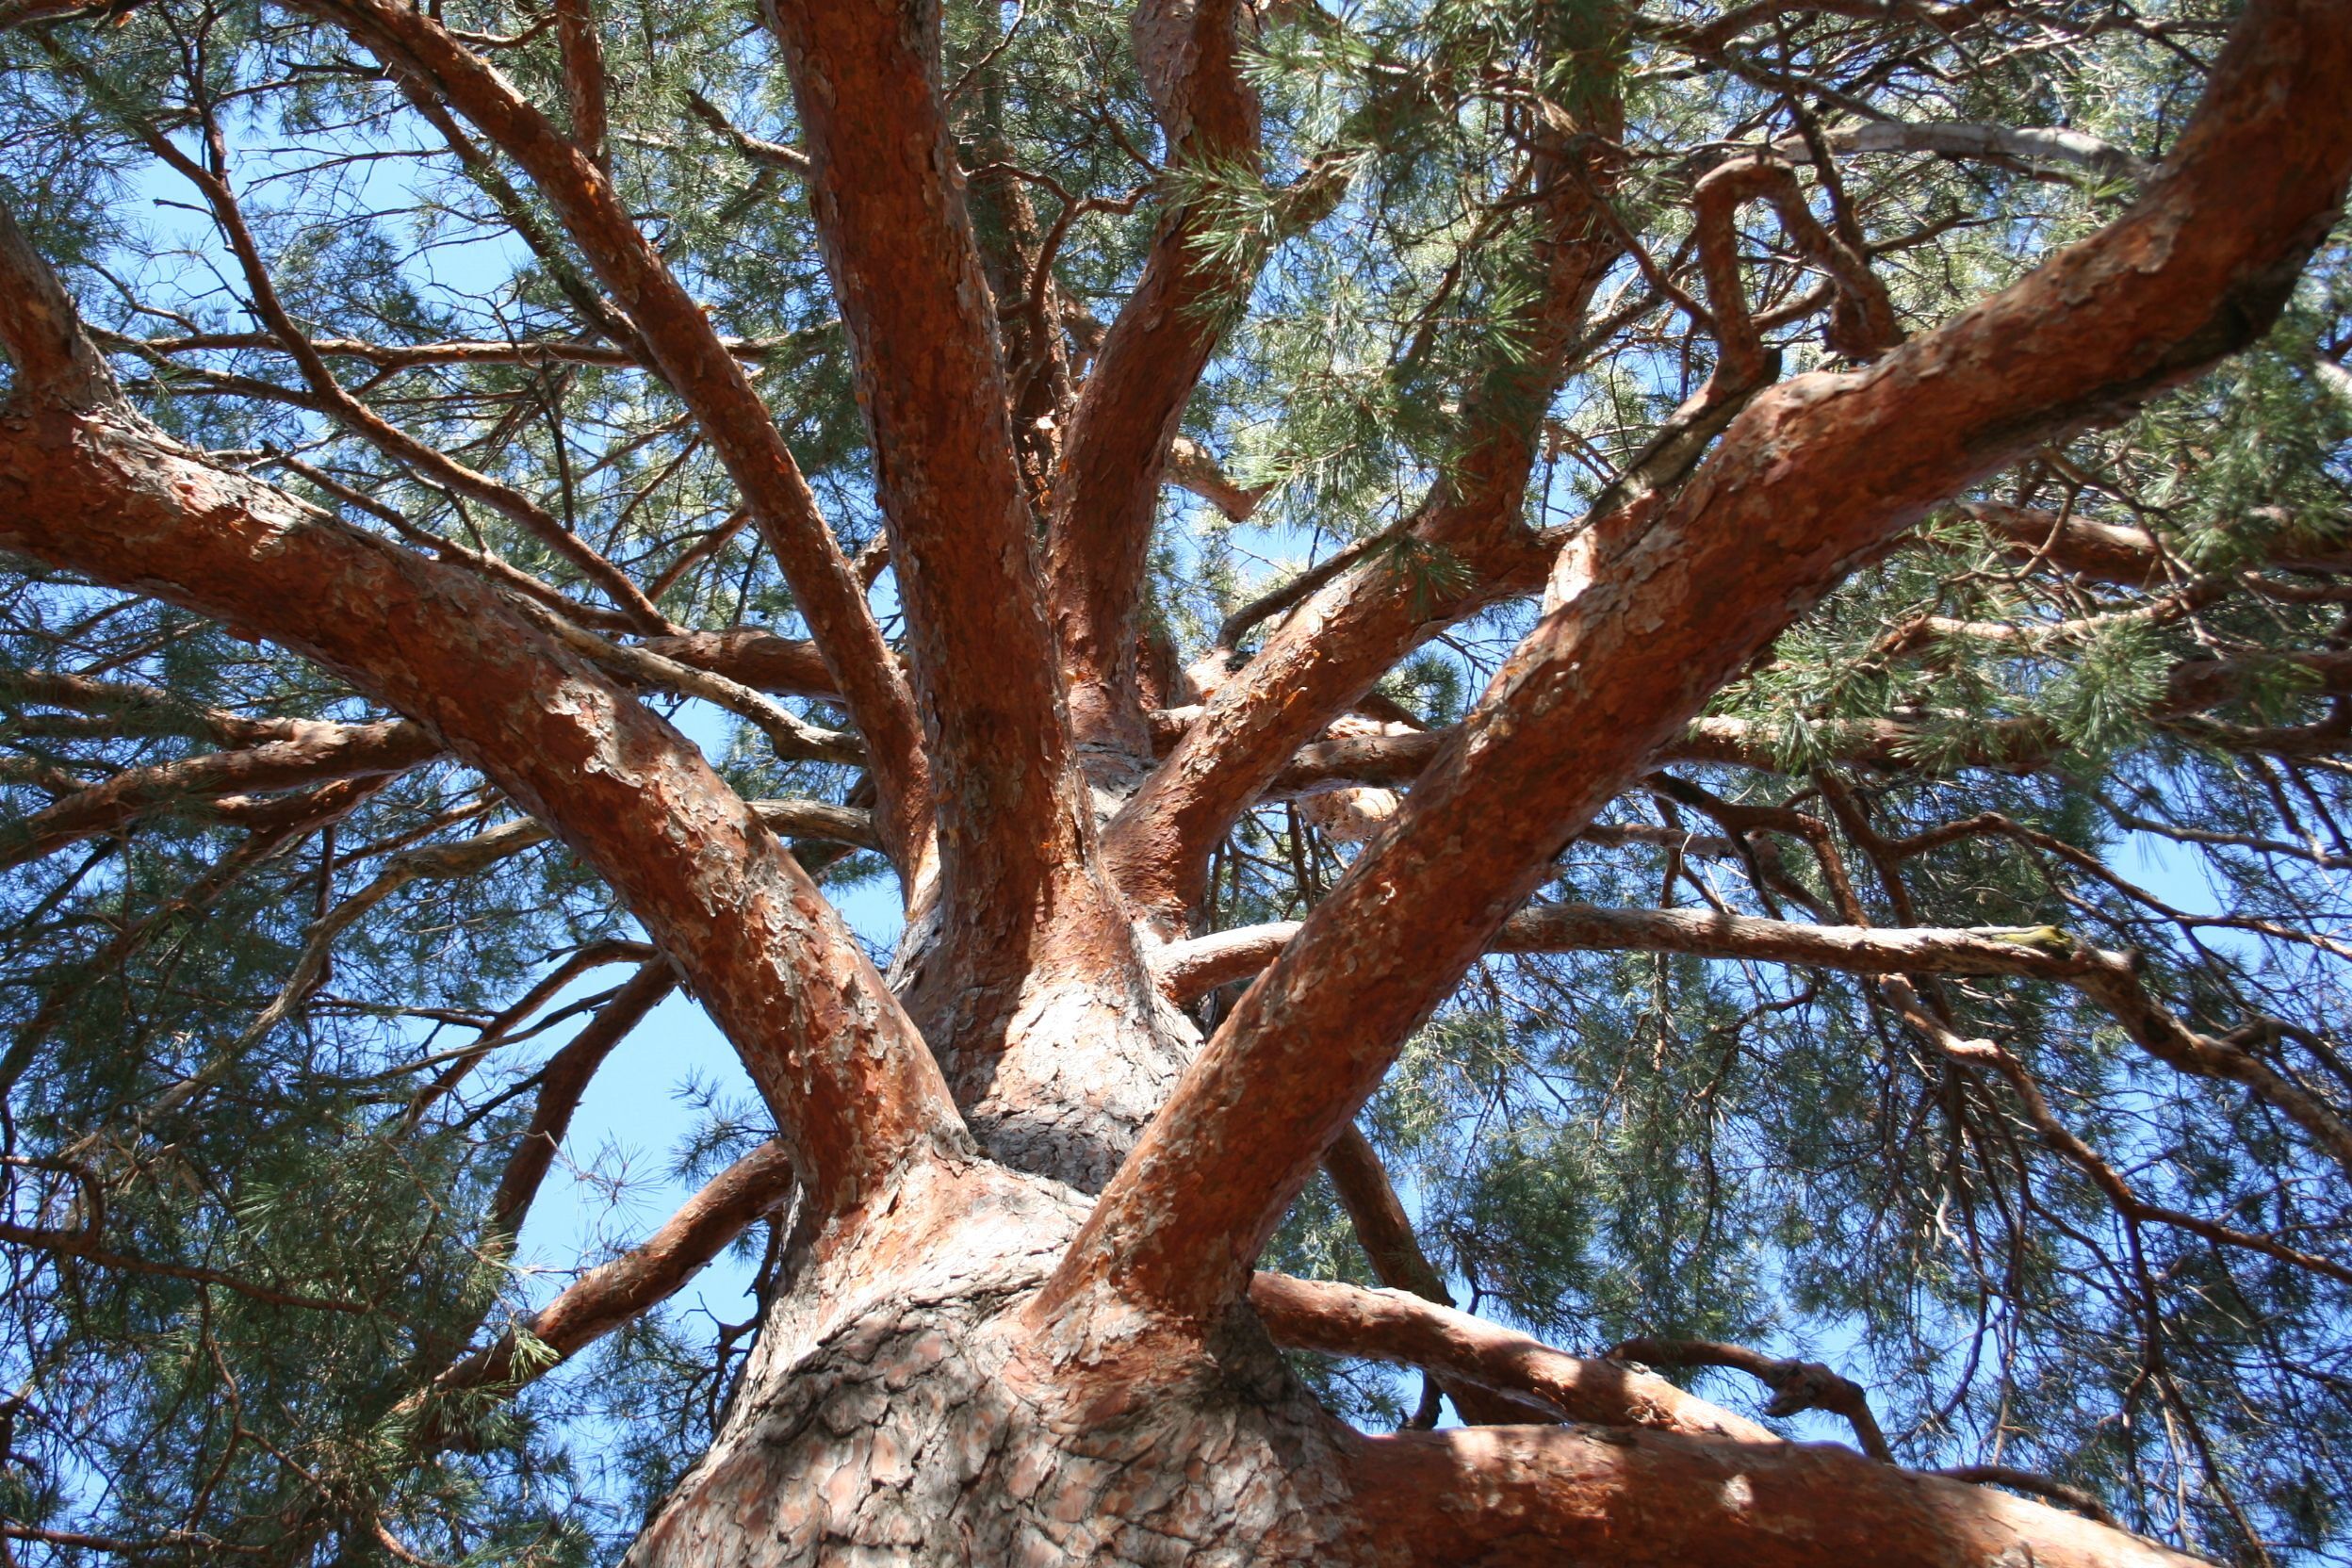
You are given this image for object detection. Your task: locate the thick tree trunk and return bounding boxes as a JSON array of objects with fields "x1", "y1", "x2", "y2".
[
  {"x1": 623, "y1": 1155, "x2": 1360, "y2": 1567},
  {"x1": 5, "y1": 0, "x2": 2347, "y2": 1559},
  {"x1": 0, "y1": 397, "x2": 2255, "y2": 1568},
  {"x1": 619, "y1": 992, "x2": 2203, "y2": 1568}
]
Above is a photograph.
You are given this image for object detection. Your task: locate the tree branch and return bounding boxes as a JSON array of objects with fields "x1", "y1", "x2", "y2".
[
  {"x1": 433, "y1": 1137, "x2": 793, "y2": 1398},
  {"x1": 0, "y1": 404, "x2": 966, "y2": 1215},
  {"x1": 552, "y1": 0, "x2": 608, "y2": 171},
  {"x1": 1153, "y1": 904, "x2": 2116, "y2": 1005},
  {"x1": 1252, "y1": 1272, "x2": 1777, "y2": 1444},
  {"x1": 682, "y1": 87, "x2": 809, "y2": 176},
  {"x1": 1043, "y1": 0, "x2": 1261, "y2": 760},
  {"x1": 1038, "y1": 0, "x2": 2352, "y2": 1329},
  {"x1": 299, "y1": 0, "x2": 932, "y2": 867},
  {"x1": 1164, "y1": 434, "x2": 1266, "y2": 523},
  {"x1": 635, "y1": 628, "x2": 840, "y2": 697},
  {"x1": 0, "y1": 719, "x2": 440, "y2": 873},
  {"x1": 125, "y1": 106, "x2": 669, "y2": 633},
  {"x1": 1966, "y1": 500, "x2": 2352, "y2": 583},
  {"x1": 1609, "y1": 1335, "x2": 1891, "y2": 1461},
  {"x1": 1315, "y1": 1126, "x2": 1537, "y2": 1425},
  {"x1": 1772, "y1": 120, "x2": 2153, "y2": 186},
  {"x1": 0, "y1": 195, "x2": 116, "y2": 412},
  {"x1": 763, "y1": 0, "x2": 1135, "y2": 1057},
  {"x1": 97, "y1": 324, "x2": 832, "y2": 372},
  {"x1": 483, "y1": 960, "x2": 675, "y2": 1241},
  {"x1": 1100, "y1": 56, "x2": 1628, "y2": 926},
  {"x1": 1340, "y1": 1423, "x2": 2203, "y2": 1567}
]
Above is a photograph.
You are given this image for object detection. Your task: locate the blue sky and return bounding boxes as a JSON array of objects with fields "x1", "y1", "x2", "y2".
[{"x1": 53, "y1": 71, "x2": 2317, "y2": 1464}]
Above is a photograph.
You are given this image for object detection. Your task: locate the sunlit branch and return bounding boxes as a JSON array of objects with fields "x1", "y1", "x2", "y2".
[
  {"x1": 431, "y1": 1137, "x2": 793, "y2": 1400},
  {"x1": 1250, "y1": 1273, "x2": 1778, "y2": 1443},
  {"x1": 0, "y1": 393, "x2": 965, "y2": 1212},
  {"x1": 1045, "y1": 0, "x2": 2352, "y2": 1329},
  {"x1": 0, "y1": 719, "x2": 440, "y2": 874},
  {"x1": 1608, "y1": 1335, "x2": 1891, "y2": 1461},
  {"x1": 483, "y1": 960, "x2": 676, "y2": 1241},
  {"x1": 1342, "y1": 1421, "x2": 2204, "y2": 1568},
  {"x1": 301, "y1": 0, "x2": 934, "y2": 866},
  {"x1": 1045, "y1": 0, "x2": 1262, "y2": 760}
]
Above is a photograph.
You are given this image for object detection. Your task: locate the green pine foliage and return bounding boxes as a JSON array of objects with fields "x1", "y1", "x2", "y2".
[{"x1": 3, "y1": 0, "x2": 2350, "y2": 1560}]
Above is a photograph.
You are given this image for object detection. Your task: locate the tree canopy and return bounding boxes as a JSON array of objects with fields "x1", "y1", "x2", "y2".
[{"x1": 0, "y1": 0, "x2": 2350, "y2": 1562}]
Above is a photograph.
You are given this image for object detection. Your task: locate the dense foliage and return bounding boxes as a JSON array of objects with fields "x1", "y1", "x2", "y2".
[{"x1": 1, "y1": 0, "x2": 2347, "y2": 1561}]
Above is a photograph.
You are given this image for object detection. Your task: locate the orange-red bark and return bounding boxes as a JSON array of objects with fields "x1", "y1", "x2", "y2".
[
  {"x1": 1044, "y1": 0, "x2": 1260, "y2": 763},
  {"x1": 0, "y1": 411, "x2": 964, "y2": 1217},
  {"x1": 1046, "y1": 0, "x2": 2352, "y2": 1327},
  {"x1": 302, "y1": 0, "x2": 934, "y2": 866},
  {"x1": 763, "y1": 0, "x2": 1139, "y2": 1059}
]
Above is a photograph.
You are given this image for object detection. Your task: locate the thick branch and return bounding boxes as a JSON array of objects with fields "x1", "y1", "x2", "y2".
[
  {"x1": 1318, "y1": 1125, "x2": 1454, "y2": 1309},
  {"x1": 1041, "y1": 0, "x2": 2352, "y2": 1328},
  {"x1": 1159, "y1": 904, "x2": 2341, "y2": 1187},
  {"x1": 0, "y1": 409, "x2": 965, "y2": 1214},
  {"x1": 1691, "y1": 152, "x2": 1898, "y2": 384},
  {"x1": 1164, "y1": 434, "x2": 1265, "y2": 523},
  {"x1": 1611, "y1": 1335, "x2": 1891, "y2": 1462},
  {"x1": 552, "y1": 0, "x2": 607, "y2": 170},
  {"x1": 1044, "y1": 0, "x2": 1260, "y2": 760},
  {"x1": 1101, "y1": 73, "x2": 1627, "y2": 925},
  {"x1": 97, "y1": 325, "x2": 830, "y2": 371},
  {"x1": 1251, "y1": 1273, "x2": 1777, "y2": 1444},
  {"x1": 1153, "y1": 905, "x2": 2110, "y2": 1005},
  {"x1": 1341, "y1": 1424, "x2": 2202, "y2": 1567},
  {"x1": 526, "y1": 610, "x2": 865, "y2": 768},
  {"x1": 636, "y1": 628, "x2": 839, "y2": 698},
  {"x1": 1967, "y1": 500, "x2": 2352, "y2": 583},
  {"x1": 1774, "y1": 120, "x2": 2153, "y2": 185},
  {"x1": 0, "y1": 665, "x2": 358, "y2": 748},
  {"x1": 1316, "y1": 1125, "x2": 1537, "y2": 1425},
  {"x1": 435, "y1": 1137, "x2": 793, "y2": 1396},
  {"x1": 0, "y1": 195, "x2": 116, "y2": 412},
  {"x1": 1248, "y1": 637, "x2": 2352, "y2": 791},
  {"x1": 765, "y1": 0, "x2": 1129, "y2": 1051}
]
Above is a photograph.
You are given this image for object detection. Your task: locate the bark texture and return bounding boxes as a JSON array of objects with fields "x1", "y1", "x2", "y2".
[
  {"x1": 1045, "y1": 0, "x2": 2352, "y2": 1330},
  {"x1": 5, "y1": 0, "x2": 2349, "y2": 1560}
]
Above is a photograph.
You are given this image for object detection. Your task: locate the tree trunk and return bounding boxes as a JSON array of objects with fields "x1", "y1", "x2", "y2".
[
  {"x1": 621, "y1": 988, "x2": 2203, "y2": 1568},
  {"x1": 2, "y1": 0, "x2": 2347, "y2": 1559},
  {"x1": 624, "y1": 1154, "x2": 1361, "y2": 1566}
]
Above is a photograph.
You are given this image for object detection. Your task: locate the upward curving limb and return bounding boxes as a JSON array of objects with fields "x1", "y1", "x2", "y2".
[
  {"x1": 294, "y1": 0, "x2": 934, "y2": 870},
  {"x1": 1099, "y1": 479, "x2": 1559, "y2": 928},
  {"x1": 1043, "y1": 0, "x2": 1261, "y2": 766},
  {"x1": 482, "y1": 960, "x2": 678, "y2": 1243},
  {"x1": 0, "y1": 199, "x2": 112, "y2": 411},
  {"x1": 1099, "y1": 49, "x2": 1628, "y2": 927},
  {"x1": 432, "y1": 1138, "x2": 796, "y2": 1404},
  {"x1": 760, "y1": 0, "x2": 1139, "y2": 1062},
  {"x1": 0, "y1": 413, "x2": 963, "y2": 1215},
  {"x1": 1039, "y1": 0, "x2": 2352, "y2": 1329},
  {"x1": 0, "y1": 250, "x2": 967, "y2": 1216}
]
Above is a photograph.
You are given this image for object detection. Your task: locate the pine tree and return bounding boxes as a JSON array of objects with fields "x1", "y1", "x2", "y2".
[{"x1": 1, "y1": 0, "x2": 2350, "y2": 1560}]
